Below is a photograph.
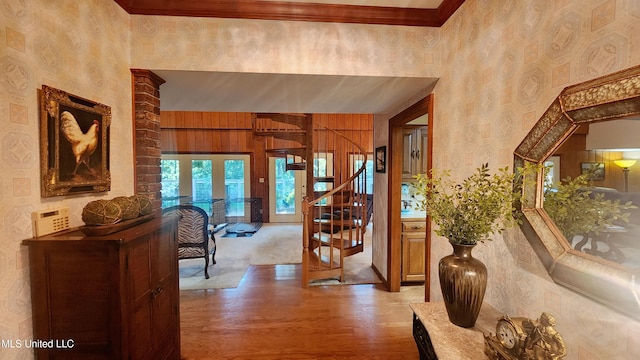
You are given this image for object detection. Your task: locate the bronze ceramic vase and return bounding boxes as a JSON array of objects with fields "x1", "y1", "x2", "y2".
[{"x1": 438, "y1": 242, "x2": 487, "y2": 328}]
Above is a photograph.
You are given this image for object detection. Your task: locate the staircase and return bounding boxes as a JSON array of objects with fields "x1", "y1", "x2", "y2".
[{"x1": 254, "y1": 113, "x2": 369, "y2": 287}]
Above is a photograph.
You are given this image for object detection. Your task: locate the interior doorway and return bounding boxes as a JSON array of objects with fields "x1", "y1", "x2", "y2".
[{"x1": 387, "y1": 94, "x2": 433, "y2": 300}]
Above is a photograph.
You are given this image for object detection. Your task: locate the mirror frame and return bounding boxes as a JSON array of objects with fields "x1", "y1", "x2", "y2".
[{"x1": 514, "y1": 64, "x2": 640, "y2": 320}]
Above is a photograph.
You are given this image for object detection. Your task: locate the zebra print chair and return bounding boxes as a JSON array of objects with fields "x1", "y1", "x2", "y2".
[{"x1": 163, "y1": 205, "x2": 216, "y2": 279}]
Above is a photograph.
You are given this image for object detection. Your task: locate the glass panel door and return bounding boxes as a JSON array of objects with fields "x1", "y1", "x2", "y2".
[
  {"x1": 160, "y1": 154, "x2": 251, "y2": 216},
  {"x1": 161, "y1": 159, "x2": 180, "y2": 208},
  {"x1": 191, "y1": 160, "x2": 212, "y2": 213},
  {"x1": 269, "y1": 157, "x2": 304, "y2": 222},
  {"x1": 224, "y1": 159, "x2": 245, "y2": 217}
]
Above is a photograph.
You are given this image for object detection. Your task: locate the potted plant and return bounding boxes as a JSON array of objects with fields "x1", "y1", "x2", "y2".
[{"x1": 413, "y1": 163, "x2": 522, "y2": 328}]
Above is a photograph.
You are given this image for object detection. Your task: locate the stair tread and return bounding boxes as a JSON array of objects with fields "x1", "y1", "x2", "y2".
[
  {"x1": 306, "y1": 251, "x2": 341, "y2": 269},
  {"x1": 311, "y1": 232, "x2": 363, "y2": 248},
  {"x1": 256, "y1": 113, "x2": 310, "y2": 130},
  {"x1": 286, "y1": 163, "x2": 306, "y2": 171},
  {"x1": 314, "y1": 176, "x2": 334, "y2": 183},
  {"x1": 256, "y1": 113, "x2": 308, "y2": 120},
  {"x1": 313, "y1": 203, "x2": 364, "y2": 208},
  {"x1": 266, "y1": 147, "x2": 306, "y2": 152},
  {"x1": 266, "y1": 148, "x2": 307, "y2": 159}
]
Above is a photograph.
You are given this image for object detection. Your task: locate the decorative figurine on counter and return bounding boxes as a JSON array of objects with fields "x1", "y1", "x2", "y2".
[{"x1": 484, "y1": 312, "x2": 566, "y2": 360}]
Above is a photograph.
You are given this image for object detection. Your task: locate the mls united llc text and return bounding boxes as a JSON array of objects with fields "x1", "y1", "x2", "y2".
[{"x1": 1, "y1": 339, "x2": 75, "y2": 349}]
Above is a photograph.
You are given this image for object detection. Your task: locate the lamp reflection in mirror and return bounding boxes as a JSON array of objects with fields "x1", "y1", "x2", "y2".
[{"x1": 614, "y1": 159, "x2": 637, "y2": 192}]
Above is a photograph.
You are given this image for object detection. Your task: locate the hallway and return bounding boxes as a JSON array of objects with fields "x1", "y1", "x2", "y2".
[{"x1": 179, "y1": 264, "x2": 424, "y2": 359}]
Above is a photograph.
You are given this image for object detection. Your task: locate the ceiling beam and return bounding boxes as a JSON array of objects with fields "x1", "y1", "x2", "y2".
[{"x1": 114, "y1": 0, "x2": 464, "y2": 27}]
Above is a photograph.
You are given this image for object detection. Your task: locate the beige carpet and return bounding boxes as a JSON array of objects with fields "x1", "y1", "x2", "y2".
[{"x1": 178, "y1": 223, "x2": 380, "y2": 290}]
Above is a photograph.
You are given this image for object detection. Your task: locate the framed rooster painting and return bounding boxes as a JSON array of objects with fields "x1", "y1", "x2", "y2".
[{"x1": 39, "y1": 85, "x2": 111, "y2": 197}]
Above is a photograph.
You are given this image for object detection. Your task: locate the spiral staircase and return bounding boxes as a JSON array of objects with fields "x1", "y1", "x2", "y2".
[{"x1": 253, "y1": 113, "x2": 369, "y2": 287}]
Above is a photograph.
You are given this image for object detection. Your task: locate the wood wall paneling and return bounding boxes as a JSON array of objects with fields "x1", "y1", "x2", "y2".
[
  {"x1": 160, "y1": 111, "x2": 373, "y2": 223},
  {"x1": 553, "y1": 125, "x2": 625, "y2": 192}
]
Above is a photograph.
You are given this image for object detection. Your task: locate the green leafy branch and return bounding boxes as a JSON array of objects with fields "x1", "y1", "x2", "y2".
[{"x1": 414, "y1": 163, "x2": 522, "y2": 245}]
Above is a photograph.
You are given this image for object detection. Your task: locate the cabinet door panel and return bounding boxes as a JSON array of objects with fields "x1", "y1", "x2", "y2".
[
  {"x1": 402, "y1": 129, "x2": 414, "y2": 179},
  {"x1": 129, "y1": 238, "x2": 154, "y2": 360},
  {"x1": 48, "y1": 249, "x2": 111, "y2": 343},
  {"x1": 155, "y1": 230, "x2": 174, "y2": 284},
  {"x1": 153, "y1": 226, "x2": 177, "y2": 337},
  {"x1": 406, "y1": 235, "x2": 425, "y2": 274},
  {"x1": 156, "y1": 333, "x2": 179, "y2": 360},
  {"x1": 403, "y1": 127, "x2": 428, "y2": 180},
  {"x1": 154, "y1": 283, "x2": 176, "y2": 341},
  {"x1": 130, "y1": 239, "x2": 152, "y2": 301},
  {"x1": 131, "y1": 299, "x2": 154, "y2": 360},
  {"x1": 402, "y1": 232, "x2": 426, "y2": 282},
  {"x1": 151, "y1": 222, "x2": 180, "y2": 359}
]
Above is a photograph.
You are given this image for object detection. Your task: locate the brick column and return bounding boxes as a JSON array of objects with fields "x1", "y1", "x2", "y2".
[{"x1": 131, "y1": 69, "x2": 165, "y2": 211}]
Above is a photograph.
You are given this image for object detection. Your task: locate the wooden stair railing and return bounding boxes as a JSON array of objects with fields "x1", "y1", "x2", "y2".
[
  {"x1": 253, "y1": 113, "x2": 368, "y2": 287},
  {"x1": 302, "y1": 127, "x2": 368, "y2": 287}
]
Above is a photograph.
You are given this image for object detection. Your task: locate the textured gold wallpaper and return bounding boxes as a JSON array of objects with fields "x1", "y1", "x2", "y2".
[
  {"x1": 0, "y1": 1, "x2": 132, "y2": 357},
  {"x1": 1, "y1": 0, "x2": 640, "y2": 358},
  {"x1": 130, "y1": 14, "x2": 442, "y2": 78},
  {"x1": 430, "y1": 1, "x2": 640, "y2": 359}
]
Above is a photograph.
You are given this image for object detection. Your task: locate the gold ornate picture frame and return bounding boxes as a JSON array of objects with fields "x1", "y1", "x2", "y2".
[{"x1": 40, "y1": 85, "x2": 111, "y2": 197}]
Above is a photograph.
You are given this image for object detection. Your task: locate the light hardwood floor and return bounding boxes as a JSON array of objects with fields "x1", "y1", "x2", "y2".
[{"x1": 180, "y1": 264, "x2": 425, "y2": 359}]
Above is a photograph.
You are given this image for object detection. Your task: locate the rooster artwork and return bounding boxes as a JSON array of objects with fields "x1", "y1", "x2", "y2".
[{"x1": 59, "y1": 110, "x2": 101, "y2": 180}]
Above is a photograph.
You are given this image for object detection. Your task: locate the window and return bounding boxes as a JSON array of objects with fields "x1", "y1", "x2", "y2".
[
  {"x1": 351, "y1": 154, "x2": 374, "y2": 195},
  {"x1": 161, "y1": 159, "x2": 180, "y2": 207}
]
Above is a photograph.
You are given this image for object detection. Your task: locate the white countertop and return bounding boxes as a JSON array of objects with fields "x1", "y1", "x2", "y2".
[{"x1": 401, "y1": 209, "x2": 426, "y2": 220}]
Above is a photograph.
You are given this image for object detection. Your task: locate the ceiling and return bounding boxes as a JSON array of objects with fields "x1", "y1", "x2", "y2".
[
  {"x1": 155, "y1": 71, "x2": 438, "y2": 113},
  {"x1": 118, "y1": 0, "x2": 462, "y2": 114}
]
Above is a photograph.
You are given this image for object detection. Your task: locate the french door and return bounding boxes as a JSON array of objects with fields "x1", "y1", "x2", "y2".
[
  {"x1": 160, "y1": 154, "x2": 250, "y2": 217},
  {"x1": 268, "y1": 157, "x2": 305, "y2": 223}
]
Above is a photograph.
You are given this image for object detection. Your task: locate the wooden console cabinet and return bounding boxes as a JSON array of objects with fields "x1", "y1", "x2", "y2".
[{"x1": 23, "y1": 215, "x2": 180, "y2": 360}]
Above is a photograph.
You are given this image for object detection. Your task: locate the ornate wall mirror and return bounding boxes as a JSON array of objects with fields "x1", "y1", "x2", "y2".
[{"x1": 514, "y1": 65, "x2": 640, "y2": 320}]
